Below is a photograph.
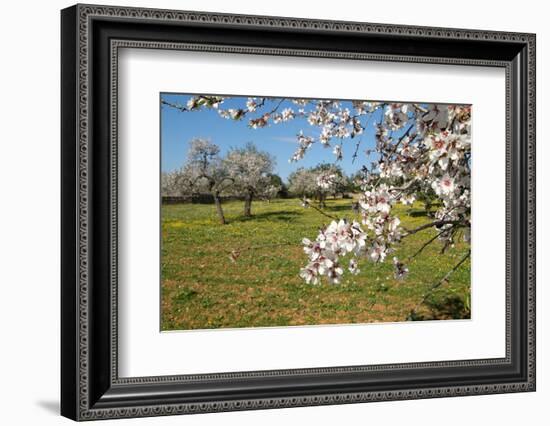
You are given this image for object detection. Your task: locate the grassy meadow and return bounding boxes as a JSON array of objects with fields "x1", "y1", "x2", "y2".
[{"x1": 161, "y1": 197, "x2": 471, "y2": 331}]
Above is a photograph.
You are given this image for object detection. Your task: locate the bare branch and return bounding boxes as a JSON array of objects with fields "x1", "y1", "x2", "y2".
[
  {"x1": 351, "y1": 114, "x2": 373, "y2": 164},
  {"x1": 303, "y1": 200, "x2": 338, "y2": 221},
  {"x1": 406, "y1": 229, "x2": 447, "y2": 261},
  {"x1": 160, "y1": 99, "x2": 188, "y2": 112},
  {"x1": 403, "y1": 220, "x2": 468, "y2": 237},
  {"x1": 385, "y1": 123, "x2": 415, "y2": 159}
]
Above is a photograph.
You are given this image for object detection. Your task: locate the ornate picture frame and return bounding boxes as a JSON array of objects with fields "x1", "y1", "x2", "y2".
[{"x1": 61, "y1": 4, "x2": 535, "y2": 421}]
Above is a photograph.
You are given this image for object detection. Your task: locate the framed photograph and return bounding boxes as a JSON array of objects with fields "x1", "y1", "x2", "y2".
[{"x1": 61, "y1": 4, "x2": 536, "y2": 421}]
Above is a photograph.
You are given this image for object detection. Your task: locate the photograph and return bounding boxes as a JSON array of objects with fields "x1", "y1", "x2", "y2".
[{"x1": 160, "y1": 94, "x2": 472, "y2": 331}]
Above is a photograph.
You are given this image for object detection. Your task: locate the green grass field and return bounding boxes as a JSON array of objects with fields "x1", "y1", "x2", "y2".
[{"x1": 161, "y1": 197, "x2": 470, "y2": 330}]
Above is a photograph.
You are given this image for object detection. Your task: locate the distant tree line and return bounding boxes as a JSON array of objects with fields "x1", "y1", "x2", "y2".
[
  {"x1": 287, "y1": 164, "x2": 358, "y2": 208},
  {"x1": 162, "y1": 138, "x2": 363, "y2": 224}
]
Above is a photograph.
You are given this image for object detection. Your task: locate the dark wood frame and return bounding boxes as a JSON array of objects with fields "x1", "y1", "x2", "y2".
[{"x1": 61, "y1": 3, "x2": 536, "y2": 421}]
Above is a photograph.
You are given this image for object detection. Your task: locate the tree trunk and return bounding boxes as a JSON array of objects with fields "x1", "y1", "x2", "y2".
[
  {"x1": 318, "y1": 193, "x2": 326, "y2": 208},
  {"x1": 212, "y1": 192, "x2": 226, "y2": 224},
  {"x1": 243, "y1": 191, "x2": 253, "y2": 217}
]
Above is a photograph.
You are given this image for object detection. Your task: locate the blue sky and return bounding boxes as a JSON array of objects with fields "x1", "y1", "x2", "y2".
[{"x1": 160, "y1": 94, "x2": 384, "y2": 181}]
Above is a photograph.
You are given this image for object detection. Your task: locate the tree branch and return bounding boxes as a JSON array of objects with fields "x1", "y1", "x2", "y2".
[
  {"x1": 406, "y1": 229, "x2": 447, "y2": 261},
  {"x1": 351, "y1": 114, "x2": 373, "y2": 164},
  {"x1": 302, "y1": 199, "x2": 338, "y2": 220},
  {"x1": 403, "y1": 220, "x2": 468, "y2": 236},
  {"x1": 216, "y1": 176, "x2": 235, "y2": 193},
  {"x1": 266, "y1": 98, "x2": 285, "y2": 115},
  {"x1": 160, "y1": 99, "x2": 188, "y2": 112},
  {"x1": 385, "y1": 123, "x2": 415, "y2": 159}
]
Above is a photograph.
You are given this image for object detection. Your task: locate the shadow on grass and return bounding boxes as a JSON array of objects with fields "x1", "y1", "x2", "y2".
[
  {"x1": 409, "y1": 295, "x2": 470, "y2": 321},
  {"x1": 407, "y1": 209, "x2": 431, "y2": 217},
  {"x1": 173, "y1": 287, "x2": 198, "y2": 303},
  {"x1": 324, "y1": 203, "x2": 354, "y2": 213},
  {"x1": 232, "y1": 210, "x2": 301, "y2": 223}
]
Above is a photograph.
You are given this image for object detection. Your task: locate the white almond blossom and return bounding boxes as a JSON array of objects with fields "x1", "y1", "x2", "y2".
[
  {"x1": 300, "y1": 219, "x2": 367, "y2": 285},
  {"x1": 246, "y1": 98, "x2": 258, "y2": 112},
  {"x1": 316, "y1": 173, "x2": 337, "y2": 190},
  {"x1": 384, "y1": 103, "x2": 409, "y2": 130},
  {"x1": 164, "y1": 96, "x2": 472, "y2": 285},
  {"x1": 393, "y1": 257, "x2": 409, "y2": 280},
  {"x1": 368, "y1": 242, "x2": 387, "y2": 263},
  {"x1": 432, "y1": 173, "x2": 456, "y2": 197},
  {"x1": 224, "y1": 143, "x2": 277, "y2": 217},
  {"x1": 281, "y1": 108, "x2": 295, "y2": 121},
  {"x1": 348, "y1": 258, "x2": 360, "y2": 275}
]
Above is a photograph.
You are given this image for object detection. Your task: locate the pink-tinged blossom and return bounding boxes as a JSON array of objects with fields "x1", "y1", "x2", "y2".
[
  {"x1": 432, "y1": 173, "x2": 456, "y2": 196},
  {"x1": 400, "y1": 194, "x2": 416, "y2": 205},
  {"x1": 246, "y1": 98, "x2": 258, "y2": 112},
  {"x1": 187, "y1": 97, "x2": 199, "y2": 110},
  {"x1": 348, "y1": 258, "x2": 360, "y2": 275},
  {"x1": 248, "y1": 113, "x2": 270, "y2": 129},
  {"x1": 319, "y1": 126, "x2": 332, "y2": 146},
  {"x1": 379, "y1": 161, "x2": 404, "y2": 178},
  {"x1": 167, "y1": 96, "x2": 471, "y2": 285},
  {"x1": 316, "y1": 173, "x2": 337, "y2": 189},
  {"x1": 290, "y1": 131, "x2": 315, "y2": 162},
  {"x1": 281, "y1": 108, "x2": 295, "y2": 121},
  {"x1": 299, "y1": 219, "x2": 367, "y2": 285},
  {"x1": 384, "y1": 103, "x2": 409, "y2": 130},
  {"x1": 393, "y1": 257, "x2": 409, "y2": 280},
  {"x1": 299, "y1": 267, "x2": 320, "y2": 285},
  {"x1": 368, "y1": 242, "x2": 387, "y2": 263}
]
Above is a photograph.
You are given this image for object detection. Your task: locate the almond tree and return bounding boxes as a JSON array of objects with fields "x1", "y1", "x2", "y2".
[
  {"x1": 287, "y1": 167, "x2": 318, "y2": 199},
  {"x1": 182, "y1": 138, "x2": 233, "y2": 224},
  {"x1": 161, "y1": 170, "x2": 182, "y2": 197},
  {"x1": 311, "y1": 163, "x2": 350, "y2": 201},
  {"x1": 224, "y1": 142, "x2": 276, "y2": 217},
  {"x1": 288, "y1": 165, "x2": 346, "y2": 207}
]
